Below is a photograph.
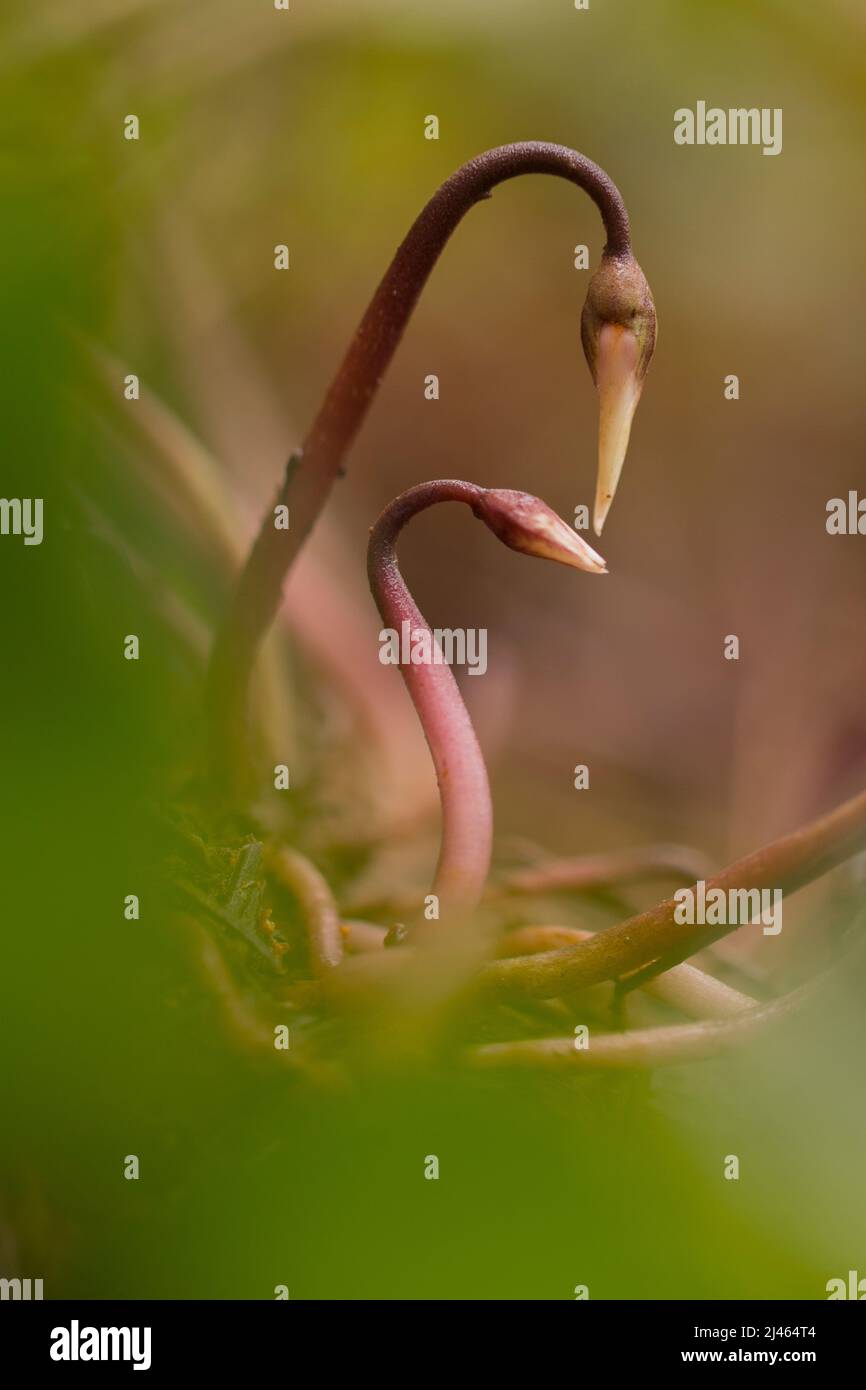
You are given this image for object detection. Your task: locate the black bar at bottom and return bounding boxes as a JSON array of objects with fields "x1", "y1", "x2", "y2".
[{"x1": 0, "y1": 1298, "x2": 861, "y2": 1373}]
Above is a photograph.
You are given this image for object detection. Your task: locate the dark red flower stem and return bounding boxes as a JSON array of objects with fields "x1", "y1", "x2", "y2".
[{"x1": 205, "y1": 142, "x2": 631, "y2": 788}]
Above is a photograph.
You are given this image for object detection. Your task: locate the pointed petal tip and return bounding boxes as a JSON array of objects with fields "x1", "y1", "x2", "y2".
[
  {"x1": 546, "y1": 512, "x2": 607, "y2": 574},
  {"x1": 592, "y1": 494, "x2": 611, "y2": 538},
  {"x1": 560, "y1": 538, "x2": 607, "y2": 575},
  {"x1": 582, "y1": 541, "x2": 608, "y2": 575}
]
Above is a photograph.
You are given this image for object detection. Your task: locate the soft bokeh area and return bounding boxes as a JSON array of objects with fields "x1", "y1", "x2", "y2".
[{"x1": 2, "y1": 0, "x2": 865, "y2": 1299}]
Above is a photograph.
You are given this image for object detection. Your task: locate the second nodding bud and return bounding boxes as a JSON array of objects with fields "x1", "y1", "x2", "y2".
[{"x1": 471, "y1": 488, "x2": 607, "y2": 574}]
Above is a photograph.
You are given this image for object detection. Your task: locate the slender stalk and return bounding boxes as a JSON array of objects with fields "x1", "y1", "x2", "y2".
[
  {"x1": 266, "y1": 844, "x2": 343, "y2": 975},
  {"x1": 464, "y1": 986, "x2": 805, "y2": 1071},
  {"x1": 205, "y1": 142, "x2": 641, "y2": 787},
  {"x1": 367, "y1": 479, "x2": 605, "y2": 918},
  {"x1": 495, "y1": 844, "x2": 715, "y2": 896},
  {"x1": 478, "y1": 786, "x2": 866, "y2": 999},
  {"x1": 639, "y1": 960, "x2": 754, "y2": 1019},
  {"x1": 496, "y1": 926, "x2": 755, "y2": 1019},
  {"x1": 367, "y1": 481, "x2": 493, "y2": 917}
]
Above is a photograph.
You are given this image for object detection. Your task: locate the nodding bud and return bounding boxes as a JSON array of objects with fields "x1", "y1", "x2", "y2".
[
  {"x1": 471, "y1": 488, "x2": 607, "y2": 573},
  {"x1": 580, "y1": 250, "x2": 657, "y2": 536}
]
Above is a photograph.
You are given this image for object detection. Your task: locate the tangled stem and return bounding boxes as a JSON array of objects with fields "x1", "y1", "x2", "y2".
[
  {"x1": 465, "y1": 984, "x2": 809, "y2": 1071},
  {"x1": 478, "y1": 787, "x2": 866, "y2": 1000}
]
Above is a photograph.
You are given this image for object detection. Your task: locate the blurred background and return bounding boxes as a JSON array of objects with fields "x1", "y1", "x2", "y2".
[{"x1": 2, "y1": 0, "x2": 865, "y2": 1299}]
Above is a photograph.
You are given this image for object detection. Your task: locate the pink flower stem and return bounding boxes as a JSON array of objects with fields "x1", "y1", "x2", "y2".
[{"x1": 367, "y1": 480, "x2": 492, "y2": 918}]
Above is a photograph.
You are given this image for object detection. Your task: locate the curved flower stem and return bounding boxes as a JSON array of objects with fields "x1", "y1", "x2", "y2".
[
  {"x1": 637, "y1": 960, "x2": 754, "y2": 1019},
  {"x1": 464, "y1": 986, "x2": 805, "y2": 1071},
  {"x1": 206, "y1": 142, "x2": 638, "y2": 788},
  {"x1": 367, "y1": 481, "x2": 493, "y2": 919},
  {"x1": 367, "y1": 479, "x2": 606, "y2": 920},
  {"x1": 494, "y1": 843, "x2": 715, "y2": 896},
  {"x1": 478, "y1": 786, "x2": 866, "y2": 1000},
  {"x1": 266, "y1": 844, "x2": 343, "y2": 975},
  {"x1": 495, "y1": 925, "x2": 755, "y2": 1019}
]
